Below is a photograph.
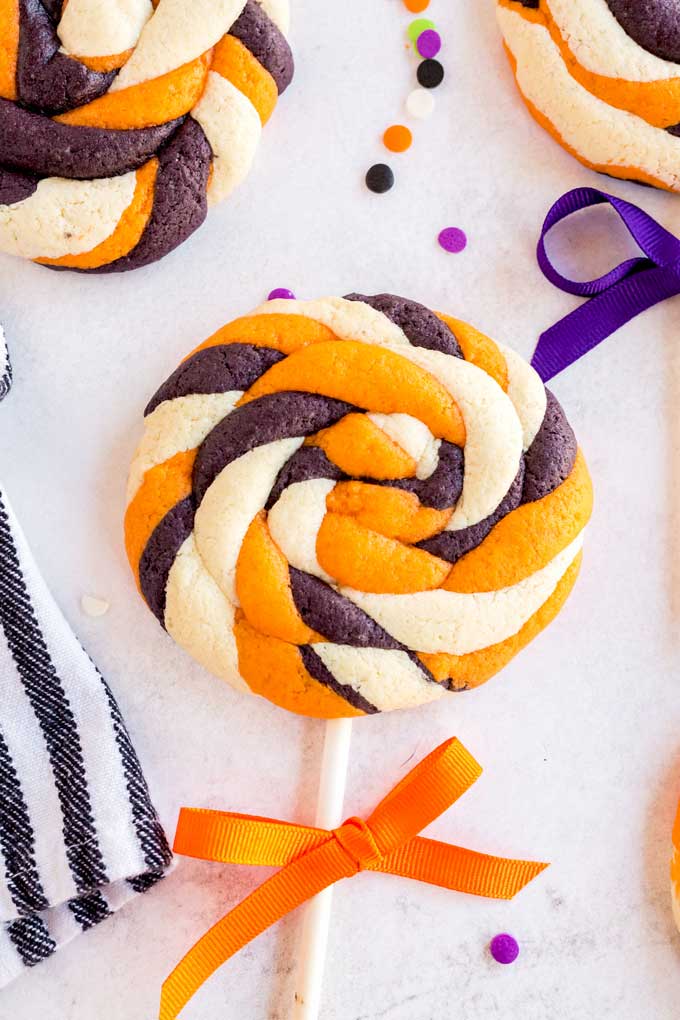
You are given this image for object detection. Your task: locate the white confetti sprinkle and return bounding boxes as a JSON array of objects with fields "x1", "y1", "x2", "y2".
[{"x1": 406, "y1": 88, "x2": 435, "y2": 119}]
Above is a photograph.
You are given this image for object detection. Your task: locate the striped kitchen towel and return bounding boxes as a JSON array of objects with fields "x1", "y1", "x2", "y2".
[
  {"x1": 0, "y1": 327, "x2": 10, "y2": 401},
  {"x1": 0, "y1": 331, "x2": 172, "y2": 986}
]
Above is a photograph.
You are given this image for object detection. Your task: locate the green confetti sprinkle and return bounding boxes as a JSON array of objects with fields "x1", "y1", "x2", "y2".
[{"x1": 407, "y1": 18, "x2": 436, "y2": 45}]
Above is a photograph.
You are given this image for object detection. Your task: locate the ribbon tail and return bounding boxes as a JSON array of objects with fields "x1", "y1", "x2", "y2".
[
  {"x1": 374, "y1": 836, "x2": 548, "y2": 899},
  {"x1": 174, "y1": 808, "x2": 329, "y2": 867},
  {"x1": 159, "y1": 837, "x2": 354, "y2": 1020},
  {"x1": 532, "y1": 265, "x2": 680, "y2": 381}
]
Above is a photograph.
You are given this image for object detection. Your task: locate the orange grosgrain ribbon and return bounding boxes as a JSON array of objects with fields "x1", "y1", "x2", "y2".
[{"x1": 160, "y1": 738, "x2": 548, "y2": 1018}]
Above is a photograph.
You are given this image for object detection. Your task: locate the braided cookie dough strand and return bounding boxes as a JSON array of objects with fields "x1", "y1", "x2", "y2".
[
  {"x1": 253, "y1": 296, "x2": 414, "y2": 349},
  {"x1": 192, "y1": 72, "x2": 262, "y2": 205},
  {"x1": 109, "y1": 0, "x2": 247, "y2": 92},
  {"x1": 57, "y1": 0, "x2": 154, "y2": 67},
  {"x1": 384, "y1": 346, "x2": 522, "y2": 531},
  {"x1": 126, "y1": 392, "x2": 243, "y2": 504},
  {"x1": 125, "y1": 294, "x2": 592, "y2": 717},
  {"x1": 0, "y1": 171, "x2": 139, "y2": 259},
  {"x1": 343, "y1": 534, "x2": 583, "y2": 656}
]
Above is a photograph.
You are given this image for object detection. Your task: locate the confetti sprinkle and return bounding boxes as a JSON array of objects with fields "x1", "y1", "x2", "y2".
[
  {"x1": 383, "y1": 124, "x2": 413, "y2": 153},
  {"x1": 407, "y1": 18, "x2": 436, "y2": 44},
  {"x1": 490, "y1": 933, "x2": 520, "y2": 965},
  {"x1": 365, "y1": 163, "x2": 395, "y2": 193},
  {"x1": 416, "y1": 28, "x2": 441, "y2": 59},
  {"x1": 81, "y1": 595, "x2": 110, "y2": 618},
  {"x1": 417, "y1": 58, "x2": 445, "y2": 88},
  {"x1": 404, "y1": 0, "x2": 430, "y2": 11},
  {"x1": 405, "y1": 88, "x2": 435, "y2": 119},
  {"x1": 438, "y1": 227, "x2": 467, "y2": 253},
  {"x1": 268, "y1": 287, "x2": 296, "y2": 300}
]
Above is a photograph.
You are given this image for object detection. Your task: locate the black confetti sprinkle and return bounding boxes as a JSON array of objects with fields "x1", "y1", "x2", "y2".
[
  {"x1": 417, "y1": 59, "x2": 444, "y2": 89},
  {"x1": 365, "y1": 163, "x2": 395, "y2": 193}
]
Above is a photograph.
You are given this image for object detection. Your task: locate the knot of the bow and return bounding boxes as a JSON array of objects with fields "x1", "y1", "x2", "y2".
[
  {"x1": 532, "y1": 186, "x2": 680, "y2": 382},
  {"x1": 333, "y1": 816, "x2": 383, "y2": 871}
]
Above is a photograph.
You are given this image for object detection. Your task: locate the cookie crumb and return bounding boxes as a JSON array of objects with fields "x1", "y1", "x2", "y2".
[{"x1": 81, "y1": 595, "x2": 110, "y2": 618}]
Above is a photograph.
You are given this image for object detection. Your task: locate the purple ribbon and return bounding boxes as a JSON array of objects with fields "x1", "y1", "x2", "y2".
[{"x1": 531, "y1": 187, "x2": 680, "y2": 381}]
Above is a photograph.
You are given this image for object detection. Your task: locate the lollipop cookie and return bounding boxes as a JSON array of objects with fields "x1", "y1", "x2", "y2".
[
  {"x1": 497, "y1": 0, "x2": 680, "y2": 191},
  {"x1": 124, "y1": 294, "x2": 593, "y2": 718},
  {"x1": 0, "y1": 0, "x2": 293, "y2": 272}
]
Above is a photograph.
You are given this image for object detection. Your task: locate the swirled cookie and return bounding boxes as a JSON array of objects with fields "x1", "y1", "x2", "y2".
[
  {"x1": 124, "y1": 294, "x2": 593, "y2": 718},
  {"x1": 497, "y1": 0, "x2": 680, "y2": 191},
  {"x1": 0, "y1": 0, "x2": 292, "y2": 272}
]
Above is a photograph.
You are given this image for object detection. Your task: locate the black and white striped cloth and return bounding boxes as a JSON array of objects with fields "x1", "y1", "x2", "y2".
[
  {"x1": 0, "y1": 327, "x2": 10, "y2": 401},
  {"x1": 0, "y1": 329, "x2": 171, "y2": 985}
]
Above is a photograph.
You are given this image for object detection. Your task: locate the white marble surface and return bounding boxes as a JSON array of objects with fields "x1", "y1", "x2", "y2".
[{"x1": 1, "y1": 1, "x2": 680, "y2": 1017}]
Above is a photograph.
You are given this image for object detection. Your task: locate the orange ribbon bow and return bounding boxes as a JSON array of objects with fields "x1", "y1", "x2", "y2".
[{"x1": 160, "y1": 738, "x2": 548, "y2": 1018}]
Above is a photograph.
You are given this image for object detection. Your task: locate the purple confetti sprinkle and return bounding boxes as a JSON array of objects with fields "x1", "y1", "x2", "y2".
[
  {"x1": 438, "y1": 227, "x2": 467, "y2": 253},
  {"x1": 490, "y1": 933, "x2": 520, "y2": 965},
  {"x1": 268, "y1": 288, "x2": 296, "y2": 301},
  {"x1": 417, "y1": 29, "x2": 442, "y2": 59}
]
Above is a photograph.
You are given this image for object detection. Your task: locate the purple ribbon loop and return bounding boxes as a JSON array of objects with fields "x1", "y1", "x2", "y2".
[{"x1": 532, "y1": 187, "x2": 680, "y2": 382}]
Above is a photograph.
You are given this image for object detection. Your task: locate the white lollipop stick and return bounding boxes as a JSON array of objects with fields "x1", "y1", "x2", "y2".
[{"x1": 292, "y1": 717, "x2": 353, "y2": 1020}]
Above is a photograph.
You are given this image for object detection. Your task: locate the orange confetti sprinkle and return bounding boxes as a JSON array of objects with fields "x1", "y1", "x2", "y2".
[
  {"x1": 383, "y1": 124, "x2": 413, "y2": 153},
  {"x1": 404, "y1": 0, "x2": 430, "y2": 11}
]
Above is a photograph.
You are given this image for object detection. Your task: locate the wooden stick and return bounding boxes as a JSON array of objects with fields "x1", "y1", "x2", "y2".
[{"x1": 292, "y1": 717, "x2": 353, "y2": 1019}]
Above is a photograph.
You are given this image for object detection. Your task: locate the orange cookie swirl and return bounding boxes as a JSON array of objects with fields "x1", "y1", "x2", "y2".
[
  {"x1": 125, "y1": 294, "x2": 593, "y2": 718},
  {"x1": 0, "y1": 0, "x2": 293, "y2": 272}
]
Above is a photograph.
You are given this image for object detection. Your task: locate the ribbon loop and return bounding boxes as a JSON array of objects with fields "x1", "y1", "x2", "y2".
[
  {"x1": 160, "y1": 738, "x2": 547, "y2": 1019},
  {"x1": 368, "y1": 738, "x2": 482, "y2": 854},
  {"x1": 532, "y1": 187, "x2": 680, "y2": 381}
]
